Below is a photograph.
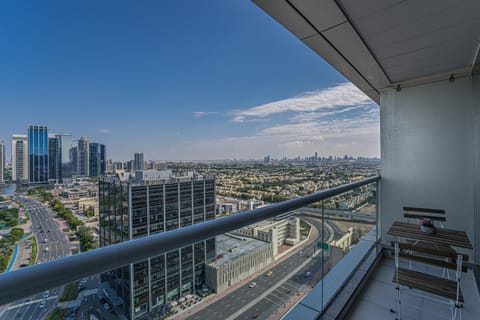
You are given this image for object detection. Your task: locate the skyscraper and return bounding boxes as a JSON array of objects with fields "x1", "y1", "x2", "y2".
[
  {"x1": 89, "y1": 142, "x2": 106, "y2": 177},
  {"x1": 48, "y1": 137, "x2": 60, "y2": 181},
  {"x1": 71, "y1": 145, "x2": 78, "y2": 176},
  {"x1": 56, "y1": 134, "x2": 75, "y2": 182},
  {"x1": 134, "y1": 152, "x2": 144, "y2": 171},
  {"x1": 77, "y1": 136, "x2": 89, "y2": 177},
  {"x1": 28, "y1": 125, "x2": 49, "y2": 184},
  {"x1": 0, "y1": 140, "x2": 5, "y2": 184},
  {"x1": 99, "y1": 173, "x2": 216, "y2": 320},
  {"x1": 11, "y1": 134, "x2": 28, "y2": 183}
]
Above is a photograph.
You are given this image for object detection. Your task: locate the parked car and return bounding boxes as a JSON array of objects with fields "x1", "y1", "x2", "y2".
[
  {"x1": 249, "y1": 282, "x2": 257, "y2": 288},
  {"x1": 265, "y1": 271, "x2": 273, "y2": 277}
]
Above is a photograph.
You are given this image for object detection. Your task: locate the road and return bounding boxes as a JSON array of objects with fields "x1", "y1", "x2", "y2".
[
  {"x1": 298, "y1": 207, "x2": 376, "y2": 223},
  {"x1": 185, "y1": 217, "x2": 336, "y2": 320},
  {"x1": 0, "y1": 196, "x2": 78, "y2": 320}
]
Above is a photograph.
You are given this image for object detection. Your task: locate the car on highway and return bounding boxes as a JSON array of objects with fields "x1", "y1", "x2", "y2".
[
  {"x1": 265, "y1": 270, "x2": 273, "y2": 277},
  {"x1": 103, "y1": 303, "x2": 112, "y2": 311},
  {"x1": 249, "y1": 282, "x2": 257, "y2": 288},
  {"x1": 39, "y1": 301, "x2": 46, "y2": 309},
  {"x1": 43, "y1": 290, "x2": 50, "y2": 299}
]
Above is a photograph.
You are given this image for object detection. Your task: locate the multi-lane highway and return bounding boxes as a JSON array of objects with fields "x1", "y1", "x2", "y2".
[
  {"x1": 185, "y1": 216, "x2": 334, "y2": 320},
  {"x1": 298, "y1": 207, "x2": 376, "y2": 223},
  {"x1": 22, "y1": 196, "x2": 74, "y2": 261},
  {"x1": 0, "y1": 196, "x2": 78, "y2": 320}
]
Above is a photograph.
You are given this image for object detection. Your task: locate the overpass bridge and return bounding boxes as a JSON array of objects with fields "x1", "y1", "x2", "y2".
[{"x1": 295, "y1": 207, "x2": 376, "y2": 224}]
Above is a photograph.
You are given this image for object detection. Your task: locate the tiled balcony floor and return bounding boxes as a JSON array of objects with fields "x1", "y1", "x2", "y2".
[{"x1": 347, "y1": 256, "x2": 480, "y2": 320}]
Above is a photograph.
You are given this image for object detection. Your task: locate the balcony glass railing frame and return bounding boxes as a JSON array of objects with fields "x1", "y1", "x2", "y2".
[{"x1": 0, "y1": 175, "x2": 380, "y2": 306}]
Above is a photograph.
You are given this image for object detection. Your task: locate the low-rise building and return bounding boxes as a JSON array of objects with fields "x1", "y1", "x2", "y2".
[
  {"x1": 59, "y1": 189, "x2": 90, "y2": 199},
  {"x1": 205, "y1": 234, "x2": 273, "y2": 293},
  {"x1": 76, "y1": 198, "x2": 99, "y2": 215},
  {"x1": 216, "y1": 202, "x2": 238, "y2": 215},
  {"x1": 0, "y1": 201, "x2": 12, "y2": 210},
  {"x1": 233, "y1": 217, "x2": 300, "y2": 256}
]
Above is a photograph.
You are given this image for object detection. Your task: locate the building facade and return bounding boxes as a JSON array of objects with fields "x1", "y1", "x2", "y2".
[
  {"x1": 134, "y1": 152, "x2": 144, "y2": 171},
  {"x1": 56, "y1": 134, "x2": 75, "y2": 182},
  {"x1": 48, "y1": 137, "x2": 60, "y2": 181},
  {"x1": 0, "y1": 140, "x2": 4, "y2": 184},
  {"x1": 77, "y1": 136, "x2": 89, "y2": 177},
  {"x1": 89, "y1": 143, "x2": 106, "y2": 177},
  {"x1": 11, "y1": 134, "x2": 28, "y2": 183},
  {"x1": 234, "y1": 217, "x2": 300, "y2": 256},
  {"x1": 99, "y1": 173, "x2": 216, "y2": 320},
  {"x1": 27, "y1": 126, "x2": 49, "y2": 184},
  {"x1": 205, "y1": 234, "x2": 273, "y2": 293}
]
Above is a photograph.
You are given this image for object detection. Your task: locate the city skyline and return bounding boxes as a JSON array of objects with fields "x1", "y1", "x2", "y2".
[{"x1": 0, "y1": 1, "x2": 379, "y2": 161}]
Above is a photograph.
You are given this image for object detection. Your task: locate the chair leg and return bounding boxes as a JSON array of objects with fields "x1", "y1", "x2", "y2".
[
  {"x1": 451, "y1": 302, "x2": 463, "y2": 320},
  {"x1": 390, "y1": 286, "x2": 402, "y2": 320}
]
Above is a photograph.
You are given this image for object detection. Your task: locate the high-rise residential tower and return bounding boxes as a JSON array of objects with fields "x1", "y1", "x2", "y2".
[
  {"x1": 28, "y1": 125, "x2": 49, "y2": 184},
  {"x1": 48, "y1": 137, "x2": 60, "y2": 181},
  {"x1": 99, "y1": 172, "x2": 216, "y2": 320},
  {"x1": 89, "y1": 143, "x2": 106, "y2": 177},
  {"x1": 134, "y1": 152, "x2": 144, "y2": 171},
  {"x1": 11, "y1": 134, "x2": 28, "y2": 183},
  {"x1": 77, "y1": 136, "x2": 89, "y2": 176},
  {"x1": 0, "y1": 140, "x2": 5, "y2": 184}
]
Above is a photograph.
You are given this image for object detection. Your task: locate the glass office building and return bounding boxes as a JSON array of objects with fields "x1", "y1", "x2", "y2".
[
  {"x1": 48, "y1": 137, "x2": 60, "y2": 181},
  {"x1": 28, "y1": 125, "x2": 49, "y2": 184},
  {"x1": 89, "y1": 143, "x2": 106, "y2": 177},
  {"x1": 56, "y1": 134, "x2": 75, "y2": 182},
  {"x1": 134, "y1": 152, "x2": 144, "y2": 171},
  {"x1": 77, "y1": 136, "x2": 89, "y2": 177},
  {"x1": 0, "y1": 140, "x2": 4, "y2": 184},
  {"x1": 99, "y1": 174, "x2": 216, "y2": 320}
]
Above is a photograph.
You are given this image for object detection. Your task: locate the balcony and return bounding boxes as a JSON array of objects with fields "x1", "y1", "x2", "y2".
[
  {"x1": 0, "y1": 171, "x2": 478, "y2": 320},
  {"x1": 0, "y1": 176, "x2": 383, "y2": 319}
]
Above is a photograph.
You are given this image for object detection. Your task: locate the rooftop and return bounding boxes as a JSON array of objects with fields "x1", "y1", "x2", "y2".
[{"x1": 208, "y1": 234, "x2": 270, "y2": 268}]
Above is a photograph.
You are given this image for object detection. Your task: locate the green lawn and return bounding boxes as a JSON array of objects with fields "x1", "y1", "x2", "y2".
[
  {"x1": 29, "y1": 236, "x2": 37, "y2": 265},
  {"x1": 59, "y1": 281, "x2": 79, "y2": 302},
  {"x1": 45, "y1": 308, "x2": 67, "y2": 320}
]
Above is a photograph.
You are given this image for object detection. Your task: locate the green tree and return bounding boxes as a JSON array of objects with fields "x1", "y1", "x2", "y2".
[
  {"x1": 85, "y1": 206, "x2": 95, "y2": 218},
  {"x1": 76, "y1": 226, "x2": 95, "y2": 252},
  {"x1": 9, "y1": 228, "x2": 24, "y2": 243}
]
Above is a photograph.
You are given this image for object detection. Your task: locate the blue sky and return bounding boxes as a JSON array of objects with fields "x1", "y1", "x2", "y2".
[{"x1": 0, "y1": 0, "x2": 379, "y2": 161}]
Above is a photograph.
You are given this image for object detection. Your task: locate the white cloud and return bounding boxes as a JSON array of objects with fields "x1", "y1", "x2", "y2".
[
  {"x1": 182, "y1": 107, "x2": 380, "y2": 159},
  {"x1": 193, "y1": 111, "x2": 218, "y2": 117},
  {"x1": 178, "y1": 83, "x2": 380, "y2": 159},
  {"x1": 233, "y1": 82, "x2": 371, "y2": 121},
  {"x1": 232, "y1": 115, "x2": 270, "y2": 123},
  {"x1": 98, "y1": 128, "x2": 112, "y2": 134}
]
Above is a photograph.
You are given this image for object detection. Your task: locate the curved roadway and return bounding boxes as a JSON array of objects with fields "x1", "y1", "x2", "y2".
[
  {"x1": 0, "y1": 196, "x2": 78, "y2": 320},
  {"x1": 186, "y1": 216, "x2": 338, "y2": 320}
]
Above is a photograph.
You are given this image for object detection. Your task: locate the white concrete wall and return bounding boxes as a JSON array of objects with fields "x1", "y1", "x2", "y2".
[
  {"x1": 474, "y1": 74, "x2": 480, "y2": 263},
  {"x1": 380, "y1": 76, "x2": 478, "y2": 262}
]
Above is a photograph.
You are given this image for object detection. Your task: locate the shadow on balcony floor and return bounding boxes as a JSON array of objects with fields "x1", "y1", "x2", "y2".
[{"x1": 346, "y1": 256, "x2": 480, "y2": 320}]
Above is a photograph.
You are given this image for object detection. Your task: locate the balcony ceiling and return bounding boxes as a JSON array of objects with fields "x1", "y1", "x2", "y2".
[{"x1": 253, "y1": 0, "x2": 480, "y2": 103}]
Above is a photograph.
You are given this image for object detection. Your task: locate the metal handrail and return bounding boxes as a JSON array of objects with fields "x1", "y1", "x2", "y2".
[{"x1": 0, "y1": 175, "x2": 380, "y2": 305}]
